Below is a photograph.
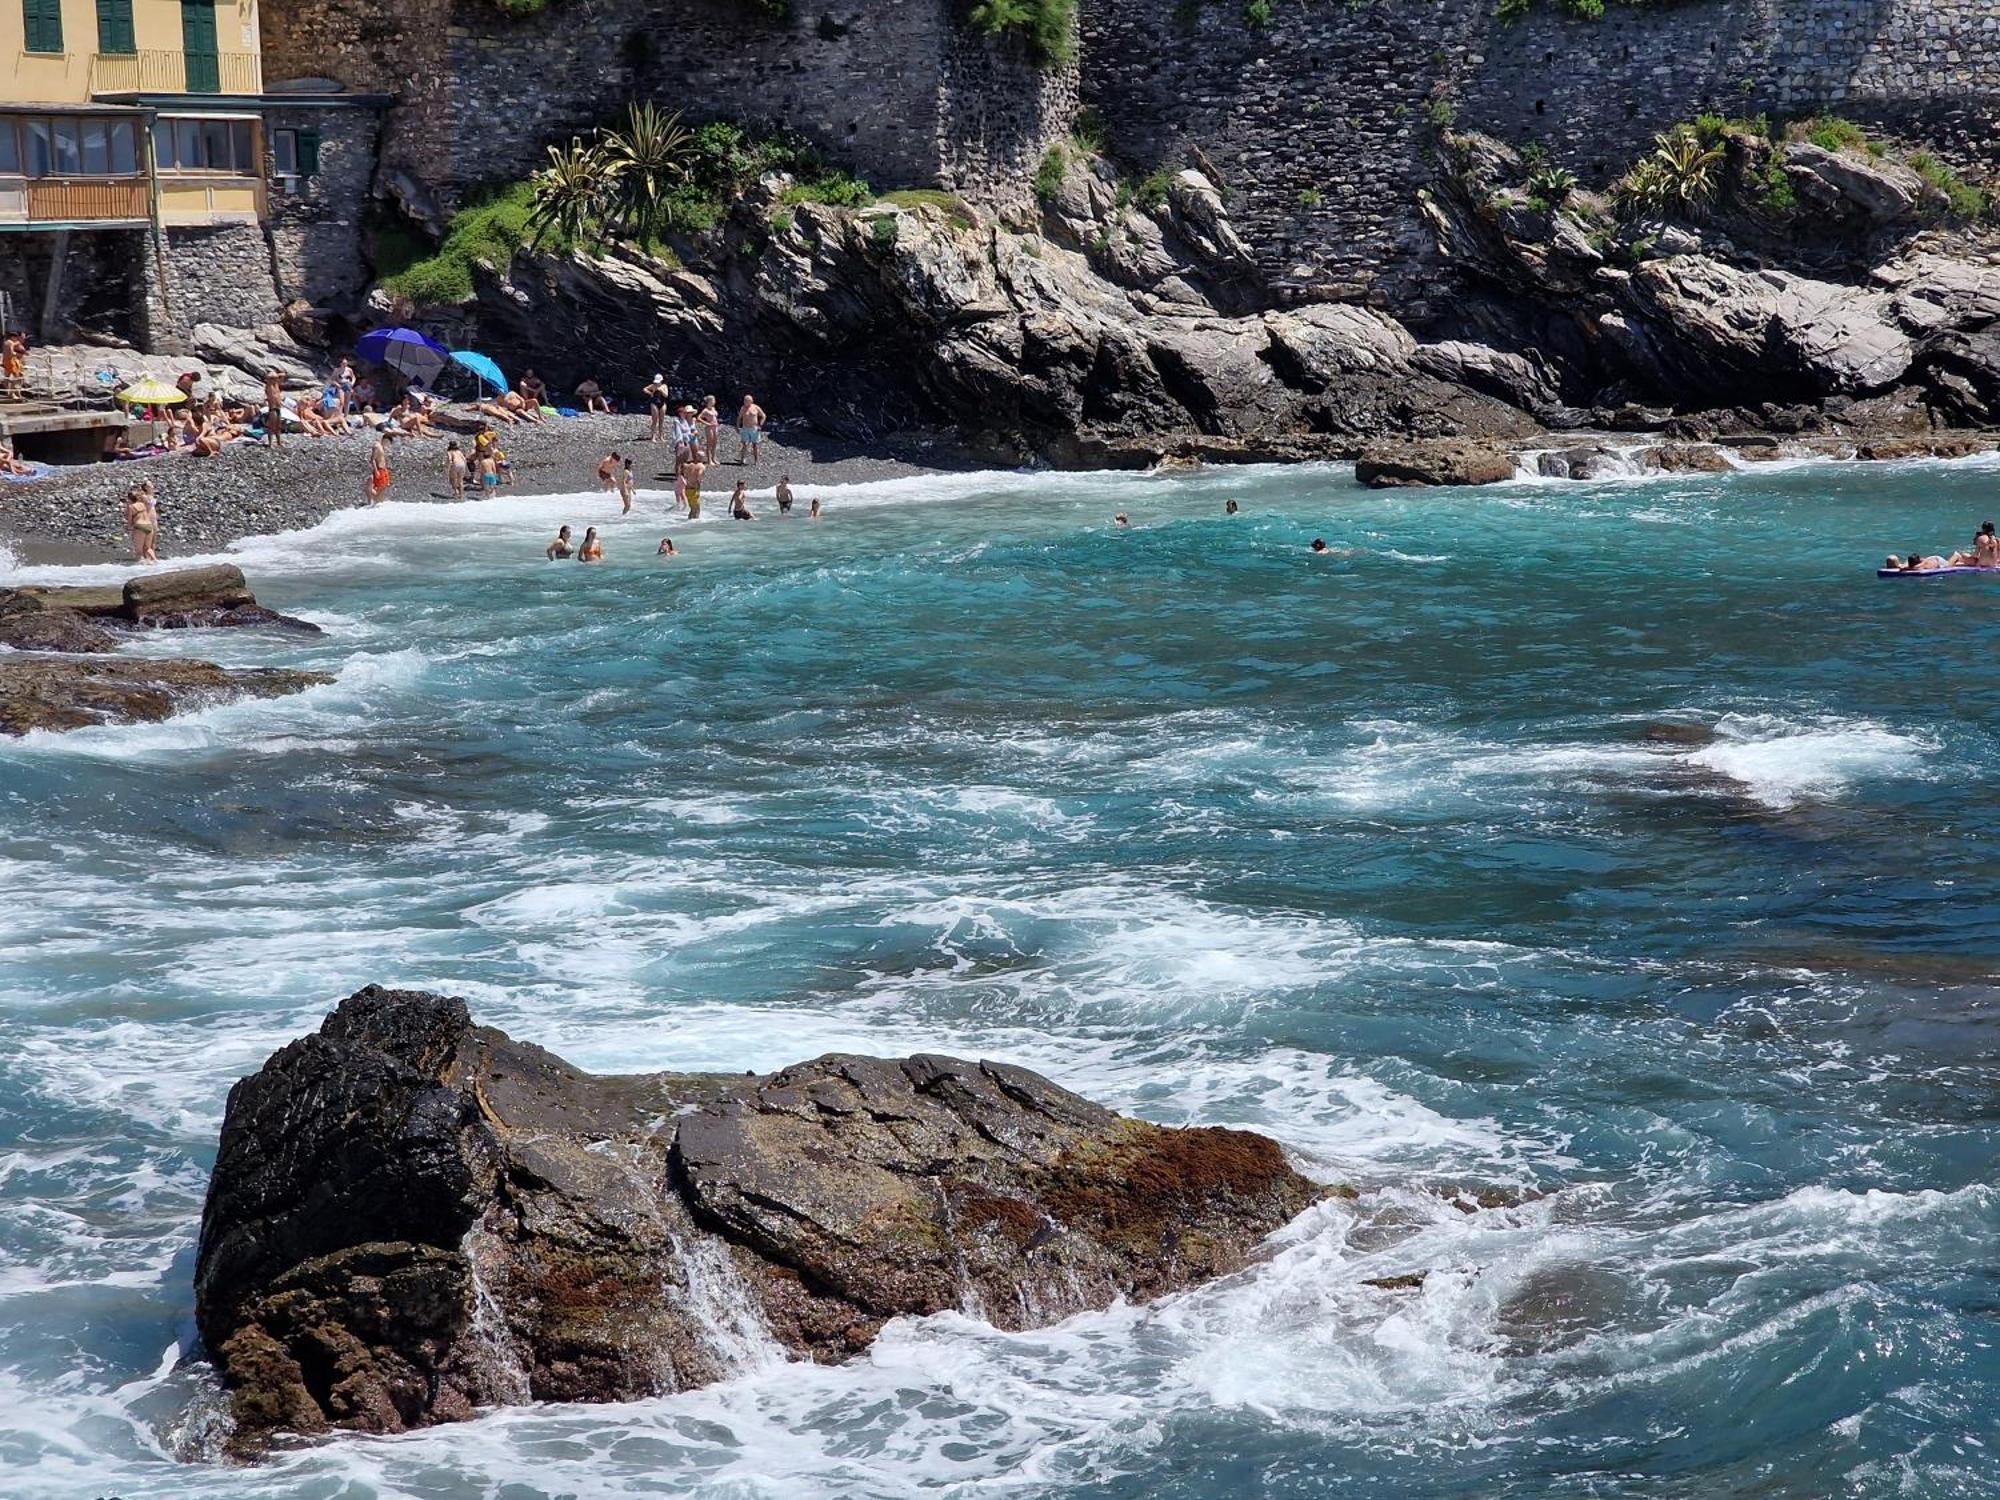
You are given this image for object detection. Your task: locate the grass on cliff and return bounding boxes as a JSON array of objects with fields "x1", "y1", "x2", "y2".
[
  {"x1": 385, "y1": 182, "x2": 552, "y2": 306},
  {"x1": 967, "y1": 0, "x2": 1076, "y2": 66}
]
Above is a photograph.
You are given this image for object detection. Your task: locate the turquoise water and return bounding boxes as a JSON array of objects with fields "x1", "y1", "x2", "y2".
[{"x1": 2, "y1": 457, "x2": 1996, "y2": 1498}]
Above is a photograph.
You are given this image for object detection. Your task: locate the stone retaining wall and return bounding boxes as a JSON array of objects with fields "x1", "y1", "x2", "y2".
[
  {"x1": 1078, "y1": 0, "x2": 2000, "y2": 316},
  {"x1": 256, "y1": 0, "x2": 1999, "y2": 321},
  {"x1": 262, "y1": 0, "x2": 1075, "y2": 225}
]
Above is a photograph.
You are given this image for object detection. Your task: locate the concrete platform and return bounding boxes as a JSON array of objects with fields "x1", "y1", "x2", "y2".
[{"x1": 0, "y1": 406, "x2": 145, "y2": 464}]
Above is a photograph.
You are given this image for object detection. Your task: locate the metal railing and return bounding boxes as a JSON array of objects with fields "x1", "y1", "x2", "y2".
[
  {"x1": 89, "y1": 49, "x2": 263, "y2": 95},
  {"x1": 25, "y1": 178, "x2": 150, "y2": 222}
]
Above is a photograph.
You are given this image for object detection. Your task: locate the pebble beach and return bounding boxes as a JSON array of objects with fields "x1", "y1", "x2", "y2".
[{"x1": 0, "y1": 415, "x2": 952, "y2": 565}]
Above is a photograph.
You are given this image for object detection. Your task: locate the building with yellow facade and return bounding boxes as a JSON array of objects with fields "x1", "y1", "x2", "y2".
[{"x1": 1, "y1": 0, "x2": 383, "y2": 353}]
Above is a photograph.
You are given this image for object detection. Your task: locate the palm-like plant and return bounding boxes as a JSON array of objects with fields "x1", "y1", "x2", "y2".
[
  {"x1": 1617, "y1": 126, "x2": 1723, "y2": 219},
  {"x1": 600, "y1": 103, "x2": 695, "y2": 239},
  {"x1": 1524, "y1": 164, "x2": 1578, "y2": 208},
  {"x1": 527, "y1": 137, "x2": 620, "y2": 249}
]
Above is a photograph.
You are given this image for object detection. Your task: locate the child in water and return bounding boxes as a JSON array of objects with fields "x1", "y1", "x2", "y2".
[
  {"x1": 657, "y1": 537, "x2": 677, "y2": 557},
  {"x1": 445, "y1": 441, "x2": 467, "y2": 498}
]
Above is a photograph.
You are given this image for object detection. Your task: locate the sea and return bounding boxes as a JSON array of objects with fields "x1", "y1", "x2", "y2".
[{"x1": 1, "y1": 453, "x2": 1995, "y2": 1499}]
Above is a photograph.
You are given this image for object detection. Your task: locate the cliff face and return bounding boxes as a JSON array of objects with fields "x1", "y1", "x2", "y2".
[
  {"x1": 194, "y1": 987, "x2": 1320, "y2": 1453},
  {"x1": 263, "y1": 0, "x2": 2000, "y2": 314},
  {"x1": 416, "y1": 163, "x2": 1540, "y2": 464}
]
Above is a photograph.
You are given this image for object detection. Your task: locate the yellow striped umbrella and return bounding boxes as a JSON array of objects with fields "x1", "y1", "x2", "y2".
[{"x1": 116, "y1": 378, "x2": 188, "y2": 405}]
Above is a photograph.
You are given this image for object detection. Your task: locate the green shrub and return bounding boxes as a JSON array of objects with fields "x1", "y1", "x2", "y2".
[
  {"x1": 966, "y1": 0, "x2": 1076, "y2": 66},
  {"x1": 1425, "y1": 96, "x2": 1457, "y2": 129},
  {"x1": 1761, "y1": 161, "x2": 1798, "y2": 213},
  {"x1": 1034, "y1": 143, "x2": 1069, "y2": 200},
  {"x1": 1910, "y1": 151, "x2": 1989, "y2": 220},
  {"x1": 781, "y1": 170, "x2": 874, "y2": 209},
  {"x1": 1071, "y1": 108, "x2": 1108, "y2": 155},
  {"x1": 1803, "y1": 115, "x2": 1868, "y2": 153},
  {"x1": 880, "y1": 189, "x2": 976, "y2": 229},
  {"x1": 387, "y1": 181, "x2": 542, "y2": 306},
  {"x1": 1296, "y1": 187, "x2": 1322, "y2": 208},
  {"x1": 1244, "y1": 0, "x2": 1273, "y2": 25},
  {"x1": 1132, "y1": 166, "x2": 1177, "y2": 212}
]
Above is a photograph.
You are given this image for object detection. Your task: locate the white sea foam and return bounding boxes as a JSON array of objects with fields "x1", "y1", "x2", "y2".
[{"x1": 1689, "y1": 712, "x2": 1933, "y2": 809}]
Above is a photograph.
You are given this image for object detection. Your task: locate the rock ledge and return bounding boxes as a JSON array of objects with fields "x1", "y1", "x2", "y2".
[{"x1": 195, "y1": 987, "x2": 1318, "y2": 1453}]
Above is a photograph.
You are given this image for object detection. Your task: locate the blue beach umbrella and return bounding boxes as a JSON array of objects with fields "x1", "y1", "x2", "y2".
[
  {"x1": 449, "y1": 349, "x2": 508, "y2": 396},
  {"x1": 355, "y1": 326, "x2": 449, "y2": 385}
]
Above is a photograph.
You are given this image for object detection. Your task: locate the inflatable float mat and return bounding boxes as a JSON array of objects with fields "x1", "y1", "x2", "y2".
[{"x1": 1877, "y1": 566, "x2": 1998, "y2": 577}]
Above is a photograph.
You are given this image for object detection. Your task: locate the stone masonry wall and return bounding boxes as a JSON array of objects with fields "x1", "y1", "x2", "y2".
[
  {"x1": 256, "y1": 0, "x2": 2000, "y2": 320},
  {"x1": 264, "y1": 106, "x2": 385, "y2": 310},
  {"x1": 1078, "y1": 0, "x2": 2000, "y2": 317},
  {"x1": 145, "y1": 223, "x2": 285, "y2": 347},
  {"x1": 260, "y1": 0, "x2": 1075, "y2": 228}
]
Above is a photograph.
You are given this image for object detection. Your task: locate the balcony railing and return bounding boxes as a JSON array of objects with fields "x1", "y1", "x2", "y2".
[
  {"x1": 23, "y1": 178, "x2": 151, "y2": 224},
  {"x1": 90, "y1": 49, "x2": 263, "y2": 96}
]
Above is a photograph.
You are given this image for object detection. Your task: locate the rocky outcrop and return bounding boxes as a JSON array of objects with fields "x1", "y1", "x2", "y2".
[
  {"x1": 1355, "y1": 438, "x2": 1517, "y2": 488},
  {"x1": 1424, "y1": 131, "x2": 2000, "y2": 429},
  {"x1": 195, "y1": 988, "x2": 1319, "y2": 1453},
  {"x1": 413, "y1": 158, "x2": 1538, "y2": 466},
  {"x1": 0, "y1": 566, "x2": 322, "y2": 646},
  {"x1": 0, "y1": 654, "x2": 334, "y2": 735},
  {"x1": 0, "y1": 566, "x2": 327, "y2": 732}
]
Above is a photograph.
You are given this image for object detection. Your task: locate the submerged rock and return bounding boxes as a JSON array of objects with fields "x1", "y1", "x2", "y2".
[
  {"x1": 195, "y1": 988, "x2": 1317, "y2": 1454},
  {"x1": 0, "y1": 654, "x2": 333, "y2": 735}
]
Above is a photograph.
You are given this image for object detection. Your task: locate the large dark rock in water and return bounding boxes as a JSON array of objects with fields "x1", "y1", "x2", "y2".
[
  {"x1": 0, "y1": 654, "x2": 333, "y2": 735},
  {"x1": 196, "y1": 988, "x2": 1318, "y2": 1453}
]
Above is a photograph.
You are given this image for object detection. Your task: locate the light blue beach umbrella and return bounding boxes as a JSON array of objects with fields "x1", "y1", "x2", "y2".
[{"x1": 449, "y1": 349, "x2": 508, "y2": 396}]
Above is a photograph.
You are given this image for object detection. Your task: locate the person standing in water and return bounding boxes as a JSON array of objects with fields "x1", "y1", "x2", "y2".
[
  {"x1": 698, "y1": 396, "x2": 721, "y2": 465},
  {"x1": 776, "y1": 476, "x2": 794, "y2": 515},
  {"x1": 808, "y1": 497, "x2": 821, "y2": 520},
  {"x1": 730, "y1": 480, "x2": 755, "y2": 520},
  {"x1": 547, "y1": 525, "x2": 576, "y2": 560},
  {"x1": 578, "y1": 526, "x2": 604, "y2": 562},
  {"x1": 736, "y1": 393, "x2": 766, "y2": 466},
  {"x1": 681, "y1": 449, "x2": 706, "y2": 519},
  {"x1": 619, "y1": 458, "x2": 636, "y2": 515},
  {"x1": 124, "y1": 482, "x2": 158, "y2": 562},
  {"x1": 656, "y1": 537, "x2": 677, "y2": 557},
  {"x1": 1225, "y1": 499, "x2": 1240, "y2": 516},
  {"x1": 367, "y1": 433, "x2": 393, "y2": 505}
]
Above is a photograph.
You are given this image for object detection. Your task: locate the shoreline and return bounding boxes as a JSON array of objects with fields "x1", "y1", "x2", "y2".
[
  {"x1": 5, "y1": 417, "x2": 1998, "y2": 574},
  {"x1": 0, "y1": 414, "x2": 963, "y2": 568}
]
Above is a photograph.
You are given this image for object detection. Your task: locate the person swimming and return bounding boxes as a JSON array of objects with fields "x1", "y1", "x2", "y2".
[
  {"x1": 657, "y1": 537, "x2": 677, "y2": 557},
  {"x1": 1113, "y1": 513, "x2": 1130, "y2": 527},
  {"x1": 1310, "y1": 538, "x2": 1330, "y2": 553},
  {"x1": 547, "y1": 525, "x2": 575, "y2": 560},
  {"x1": 1225, "y1": 499, "x2": 1240, "y2": 516},
  {"x1": 578, "y1": 526, "x2": 604, "y2": 563}
]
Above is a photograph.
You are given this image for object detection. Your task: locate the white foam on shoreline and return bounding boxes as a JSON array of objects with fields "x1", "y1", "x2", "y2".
[{"x1": 0, "y1": 464, "x2": 1247, "y2": 586}]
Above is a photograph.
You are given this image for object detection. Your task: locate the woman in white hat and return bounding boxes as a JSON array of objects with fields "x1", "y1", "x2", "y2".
[{"x1": 644, "y1": 373, "x2": 670, "y2": 443}]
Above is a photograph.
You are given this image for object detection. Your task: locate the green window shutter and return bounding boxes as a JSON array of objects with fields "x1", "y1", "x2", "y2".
[
  {"x1": 23, "y1": 0, "x2": 65, "y2": 54},
  {"x1": 296, "y1": 128, "x2": 321, "y2": 179},
  {"x1": 97, "y1": 0, "x2": 135, "y2": 54}
]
